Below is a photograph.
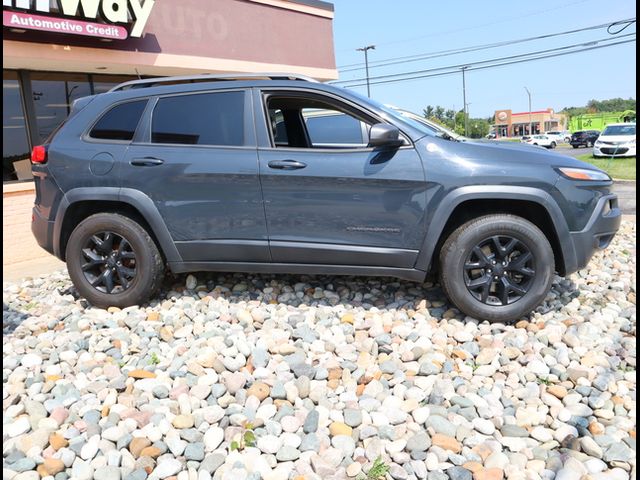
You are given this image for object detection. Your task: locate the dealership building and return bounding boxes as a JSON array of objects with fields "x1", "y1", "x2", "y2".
[
  {"x1": 492, "y1": 108, "x2": 568, "y2": 138},
  {"x1": 3, "y1": 0, "x2": 336, "y2": 267}
]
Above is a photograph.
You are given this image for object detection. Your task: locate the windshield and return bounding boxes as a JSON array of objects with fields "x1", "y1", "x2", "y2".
[
  {"x1": 602, "y1": 124, "x2": 636, "y2": 136},
  {"x1": 342, "y1": 89, "x2": 441, "y2": 137}
]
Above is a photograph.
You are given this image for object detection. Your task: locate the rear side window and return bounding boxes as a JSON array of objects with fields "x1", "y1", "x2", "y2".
[
  {"x1": 151, "y1": 91, "x2": 244, "y2": 146},
  {"x1": 90, "y1": 100, "x2": 147, "y2": 141}
]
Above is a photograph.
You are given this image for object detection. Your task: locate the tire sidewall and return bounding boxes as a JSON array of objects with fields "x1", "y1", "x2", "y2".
[
  {"x1": 442, "y1": 217, "x2": 555, "y2": 322},
  {"x1": 66, "y1": 214, "x2": 160, "y2": 308}
]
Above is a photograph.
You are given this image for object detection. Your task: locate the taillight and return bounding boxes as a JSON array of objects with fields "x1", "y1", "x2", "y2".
[{"x1": 31, "y1": 145, "x2": 47, "y2": 164}]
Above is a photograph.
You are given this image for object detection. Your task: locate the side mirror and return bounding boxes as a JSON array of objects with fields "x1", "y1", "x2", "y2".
[{"x1": 368, "y1": 123, "x2": 403, "y2": 147}]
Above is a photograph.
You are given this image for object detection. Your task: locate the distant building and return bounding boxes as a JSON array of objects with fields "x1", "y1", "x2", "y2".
[
  {"x1": 568, "y1": 110, "x2": 636, "y2": 132},
  {"x1": 492, "y1": 108, "x2": 567, "y2": 138}
]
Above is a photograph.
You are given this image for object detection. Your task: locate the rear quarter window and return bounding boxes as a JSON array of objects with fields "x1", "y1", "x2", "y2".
[{"x1": 89, "y1": 100, "x2": 148, "y2": 141}]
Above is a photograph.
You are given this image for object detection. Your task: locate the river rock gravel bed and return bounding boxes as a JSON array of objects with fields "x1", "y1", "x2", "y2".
[{"x1": 3, "y1": 221, "x2": 636, "y2": 480}]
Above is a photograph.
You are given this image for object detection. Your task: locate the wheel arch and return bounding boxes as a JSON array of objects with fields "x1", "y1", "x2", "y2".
[
  {"x1": 415, "y1": 186, "x2": 578, "y2": 276},
  {"x1": 53, "y1": 187, "x2": 181, "y2": 263}
]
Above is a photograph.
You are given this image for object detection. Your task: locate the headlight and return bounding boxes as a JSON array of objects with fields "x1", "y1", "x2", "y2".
[
  {"x1": 595, "y1": 140, "x2": 603, "y2": 146},
  {"x1": 558, "y1": 167, "x2": 611, "y2": 181},
  {"x1": 626, "y1": 139, "x2": 636, "y2": 145}
]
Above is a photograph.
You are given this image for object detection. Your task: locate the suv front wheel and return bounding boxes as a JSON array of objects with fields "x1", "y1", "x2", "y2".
[
  {"x1": 66, "y1": 213, "x2": 164, "y2": 308},
  {"x1": 439, "y1": 214, "x2": 554, "y2": 323}
]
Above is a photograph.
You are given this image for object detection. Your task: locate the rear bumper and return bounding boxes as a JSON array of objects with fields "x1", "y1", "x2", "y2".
[
  {"x1": 31, "y1": 206, "x2": 56, "y2": 257},
  {"x1": 567, "y1": 194, "x2": 621, "y2": 273}
]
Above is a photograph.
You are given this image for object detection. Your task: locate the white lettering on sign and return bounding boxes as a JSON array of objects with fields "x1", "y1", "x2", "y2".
[
  {"x1": 3, "y1": 0, "x2": 155, "y2": 37},
  {"x1": 4, "y1": 10, "x2": 128, "y2": 38}
]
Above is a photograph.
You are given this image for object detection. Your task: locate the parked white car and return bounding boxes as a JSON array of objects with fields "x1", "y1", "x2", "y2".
[
  {"x1": 545, "y1": 130, "x2": 571, "y2": 143},
  {"x1": 593, "y1": 123, "x2": 636, "y2": 158},
  {"x1": 521, "y1": 134, "x2": 557, "y2": 149}
]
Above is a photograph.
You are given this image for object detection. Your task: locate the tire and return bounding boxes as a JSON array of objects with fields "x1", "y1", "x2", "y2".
[
  {"x1": 587, "y1": 141, "x2": 593, "y2": 148},
  {"x1": 572, "y1": 145, "x2": 578, "y2": 149},
  {"x1": 66, "y1": 213, "x2": 164, "y2": 308},
  {"x1": 439, "y1": 214, "x2": 555, "y2": 323},
  {"x1": 550, "y1": 142, "x2": 556, "y2": 149}
]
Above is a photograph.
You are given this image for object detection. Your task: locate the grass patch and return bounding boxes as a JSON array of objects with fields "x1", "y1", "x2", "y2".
[{"x1": 577, "y1": 154, "x2": 636, "y2": 180}]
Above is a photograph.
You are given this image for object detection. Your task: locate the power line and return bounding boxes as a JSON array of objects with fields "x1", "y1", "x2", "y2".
[
  {"x1": 336, "y1": 0, "x2": 593, "y2": 53},
  {"x1": 332, "y1": 34, "x2": 636, "y2": 86},
  {"x1": 337, "y1": 18, "x2": 636, "y2": 72},
  {"x1": 337, "y1": 38, "x2": 635, "y2": 89}
]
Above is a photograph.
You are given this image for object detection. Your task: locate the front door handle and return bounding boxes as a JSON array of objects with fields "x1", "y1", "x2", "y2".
[
  {"x1": 268, "y1": 159, "x2": 307, "y2": 170},
  {"x1": 130, "y1": 157, "x2": 164, "y2": 167}
]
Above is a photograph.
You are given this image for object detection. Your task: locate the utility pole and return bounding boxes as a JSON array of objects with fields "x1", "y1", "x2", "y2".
[
  {"x1": 356, "y1": 45, "x2": 375, "y2": 97},
  {"x1": 524, "y1": 86, "x2": 532, "y2": 135},
  {"x1": 461, "y1": 66, "x2": 468, "y2": 137}
]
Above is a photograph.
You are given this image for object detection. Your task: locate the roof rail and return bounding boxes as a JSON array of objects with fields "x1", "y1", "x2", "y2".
[{"x1": 108, "y1": 73, "x2": 319, "y2": 92}]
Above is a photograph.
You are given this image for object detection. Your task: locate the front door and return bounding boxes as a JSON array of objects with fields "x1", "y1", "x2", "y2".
[
  {"x1": 120, "y1": 89, "x2": 269, "y2": 263},
  {"x1": 255, "y1": 89, "x2": 427, "y2": 268}
]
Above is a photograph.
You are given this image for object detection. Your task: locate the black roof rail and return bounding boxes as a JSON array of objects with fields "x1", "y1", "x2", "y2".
[{"x1": 108, "y1": 73, "x2": 319, "y2": 92}]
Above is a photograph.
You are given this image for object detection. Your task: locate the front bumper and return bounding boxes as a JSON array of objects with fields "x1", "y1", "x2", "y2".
[
  {"x1": 568, "y1": 194, "x2": 622, "y2": 273},
  {"x1": 593, "y1": 144, "x2": 636, "y2": 157}
]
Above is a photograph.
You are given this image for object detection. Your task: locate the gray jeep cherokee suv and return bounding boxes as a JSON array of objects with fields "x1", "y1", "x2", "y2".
[{"x1": 31, "y1": 73, "x2": 621, "y2": 322}]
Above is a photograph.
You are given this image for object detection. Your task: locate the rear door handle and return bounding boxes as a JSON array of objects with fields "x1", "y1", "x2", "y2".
[
  {"x1": 130, "y1": 157, "x2": 164, "y2": 166},
  {"x1": 268, "y1": 159, "x2": 307, "y2": 170}
]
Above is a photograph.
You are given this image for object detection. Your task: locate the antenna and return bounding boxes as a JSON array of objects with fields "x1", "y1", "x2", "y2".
[{"x1": 134, "y1": 68, "x2": 142, "y2": 80}]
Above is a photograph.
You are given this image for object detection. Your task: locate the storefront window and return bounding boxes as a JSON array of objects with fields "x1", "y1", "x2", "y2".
[
  {"x1": 92, "y1": 75, "x2": 138, "y2": 95},
  {"x1": 2, "y1": 71, "x2": 140, "y2": 184},
  {"x1": 31, "y1": 72, "x2": 91, "y2": 142},
  {"x1": 3, "y1": 71, "x2": 31, "y2": 182}
]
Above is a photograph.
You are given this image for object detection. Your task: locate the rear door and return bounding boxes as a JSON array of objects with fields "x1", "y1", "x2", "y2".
[
  {"x1": 254, "y1": 88, "x2": 428, "y2": 268},
  {"x1": 119, "y1": 88, "x2": 269, "y2": 263}
]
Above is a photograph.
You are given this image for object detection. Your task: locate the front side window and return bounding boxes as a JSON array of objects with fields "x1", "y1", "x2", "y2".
[
  {"x1": 303, "y1": 109, "x2": 366, "y2": 146},
  {"x1": 266, "y1": 95, "x2": 371, "y2": 149},
  {"x1": 90, "y1": 100, "x2": 147, "y2": 141},
  {"x1": 151, "y1": 91, "x2": 245, "y2": 146}
]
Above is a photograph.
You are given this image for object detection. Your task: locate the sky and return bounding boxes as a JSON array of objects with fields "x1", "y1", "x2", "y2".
[{"x1": 329, "y1": 0, "x2": 636, "y2": 119}]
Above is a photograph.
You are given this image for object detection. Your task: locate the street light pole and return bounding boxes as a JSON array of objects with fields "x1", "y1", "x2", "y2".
[
  {"x1": 524, "y1": 86, "x2": 532, "y2": 135},
  {"x1": 461, "y1": 66, "x2": 468, "y2": 137},
  {"x1": 357, "y1": 45, "x2": 375, "y2": 98}
]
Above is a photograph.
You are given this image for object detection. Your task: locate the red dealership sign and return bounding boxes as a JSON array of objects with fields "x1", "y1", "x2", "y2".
[{"x1": 3, "y1": 10, "x2": 128, "y2": 39}]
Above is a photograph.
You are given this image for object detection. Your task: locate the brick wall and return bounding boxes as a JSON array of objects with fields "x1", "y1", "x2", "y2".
[{"x1": 3, "y1": 185, "x2": 48, "y2": 265}]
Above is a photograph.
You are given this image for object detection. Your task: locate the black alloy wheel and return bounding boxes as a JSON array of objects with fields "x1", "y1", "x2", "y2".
[
  {"x1": 438, "y1": 214, "x2": 555, "y2": 323},
  {"x1": 81, "y1": 231, "x2": 137, "y2": 294},
  {"x1": 463, "y1": 235, "x2": 535, "y2": 306},
  {"x1": 66, "y1": 213, "x2": 164, "y2": 308}
]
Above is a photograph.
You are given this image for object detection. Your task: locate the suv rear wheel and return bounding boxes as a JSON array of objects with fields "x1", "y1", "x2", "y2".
[
  {"x1": 439, "y1": 214, "x2": 554, "y2": 323},
  {"x1": 66, "y1": 213, "x2": 164, "y2": 308}
]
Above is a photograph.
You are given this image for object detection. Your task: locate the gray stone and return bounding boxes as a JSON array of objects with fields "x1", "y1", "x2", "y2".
[
  {"x1": 200, "y1": 454, "x2": 225, "y2": 474},
  {"x1": 426, "y1": 416, "x2": 457, "y2": 437},
  {"x1": 94, "y1": 466, "x2": 121, "y2": 480},
  {"x1": 500, "y1": 424, "x2": 530, "y2": 437},
  {"x1": 446, "y1": 466, "x2": 472, "y2": 480},
  {"x1": 124, "y1": 470, "x2": 148, "y2": 480},
  {"x1": 406, "y1": 433, "x2": 431, "y2": 452},
  {"x1": 184, "y1": 442, "x2": 205, "y2": 461},
  {"x1": 303, "y1": 409, "x2": 319, "y2": 433},
  {"x1": 276, "y1": 446, "x2": 300, "y2": 461},
  {"x1": 603, "y1": 443, "x2": 633, "y2": 463},
  {"x1": 344, "y1": 408, "x2": 363, "y2": 427}
]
